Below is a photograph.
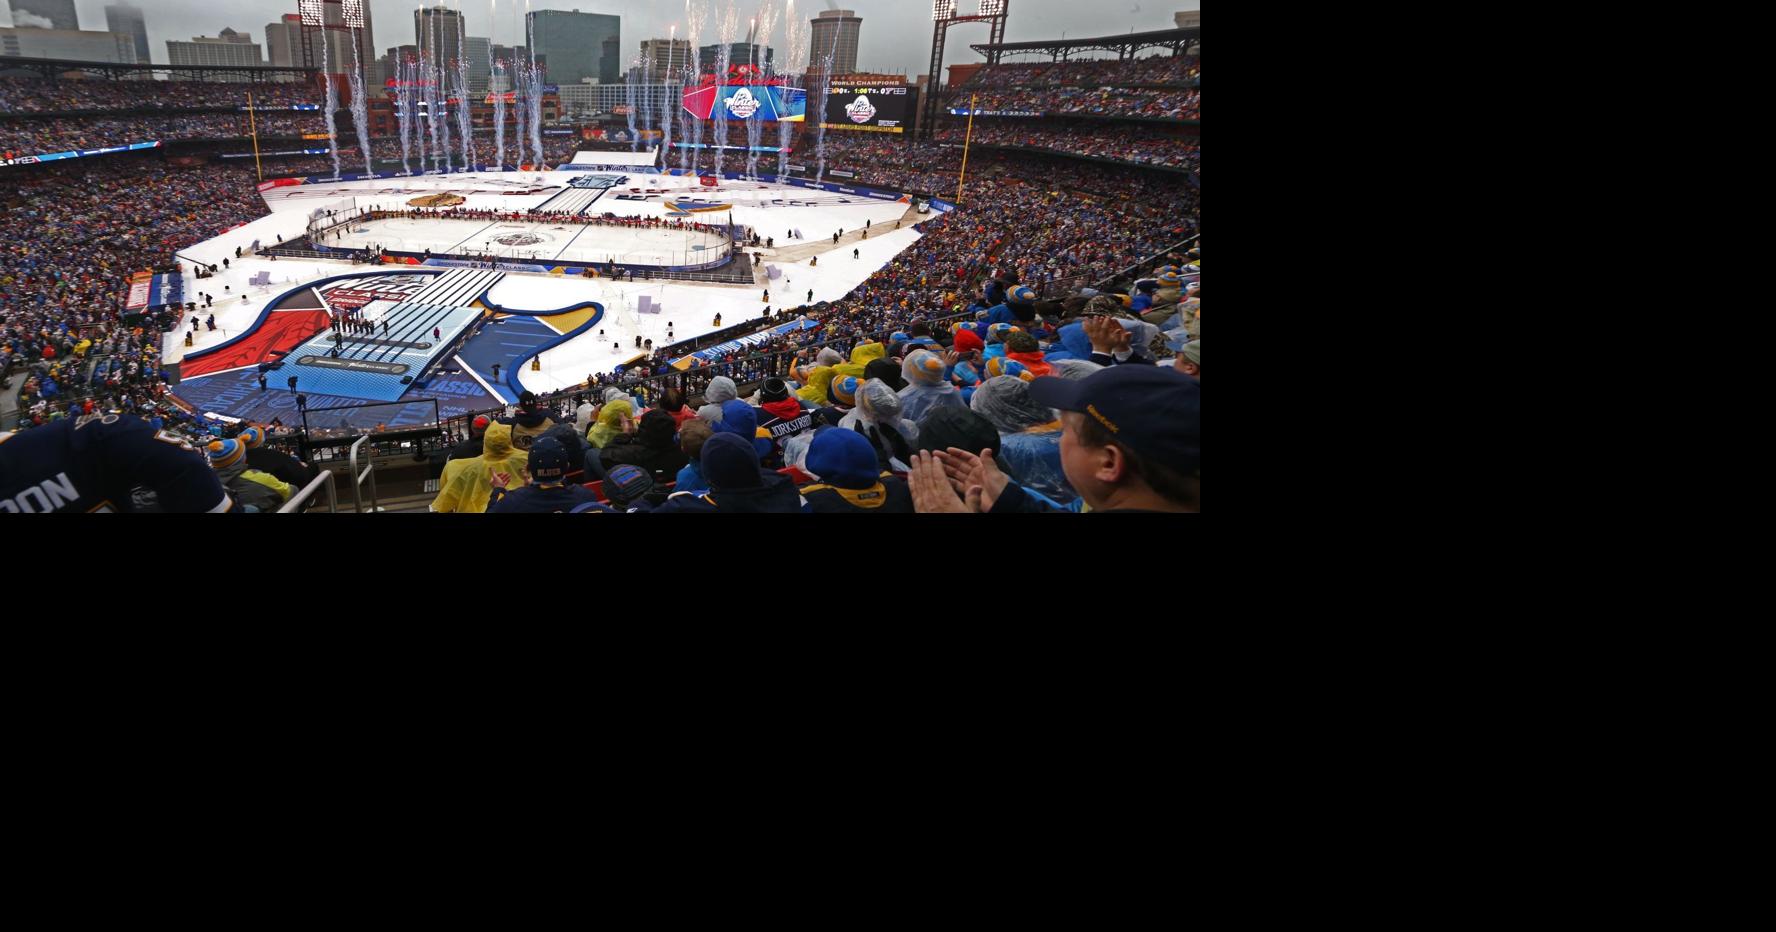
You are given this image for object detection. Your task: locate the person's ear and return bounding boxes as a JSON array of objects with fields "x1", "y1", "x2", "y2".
[{"x1": 1097, "y1": 442, "x2": 1129, "y2": 485}]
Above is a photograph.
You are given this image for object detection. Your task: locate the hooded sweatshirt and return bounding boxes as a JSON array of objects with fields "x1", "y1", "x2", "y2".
[
  {"x1": 695, "y1": 376, "x2": 738, "y2": 422},
  {"x1": 756, "y1": 395, "x2": 815, "y2": 456},
  {"x1": 432, "y1": 422, "x2": 531, "y2": 513},
  {"x1": 600, "y1": 409, "x2": 689, "y2": 482},
  {"x1": 502, "y1": 407, "x2": 556, "y2": 451}
]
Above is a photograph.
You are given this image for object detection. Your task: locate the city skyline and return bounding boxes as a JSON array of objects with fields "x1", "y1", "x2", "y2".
[{"x1": 2, "y1": 1, "x2": 1196, "y2": 75}]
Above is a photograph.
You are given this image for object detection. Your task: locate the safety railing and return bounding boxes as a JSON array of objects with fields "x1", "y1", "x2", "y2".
[
  {"x1": 278, "y1": 468, "x2": 339, "y2": 514},
  {"x1": 348, "y1": 434, "x2": 382, "y2": 514}
]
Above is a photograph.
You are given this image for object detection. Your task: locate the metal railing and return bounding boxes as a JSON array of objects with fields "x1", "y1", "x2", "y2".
[
  {"x1": 348, "y1": 434, "x2": 382, "y2": 514},
  {"x1": 278, "y1": 468, "x2": 339, "y2": 514}
]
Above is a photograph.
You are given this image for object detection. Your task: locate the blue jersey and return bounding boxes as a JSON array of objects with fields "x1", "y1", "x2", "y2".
[
  {"x1": 487, "y1": 483, "x2": 601, "y2": 514},
  {"x1": 0, "y1": 414, "x2": 231, "y2": 514}
]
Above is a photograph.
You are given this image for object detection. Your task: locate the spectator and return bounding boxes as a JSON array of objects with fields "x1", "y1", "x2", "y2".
[
  {"x1": 839, "y1": 379, "x2": 919, "y2": 473},
  {"x1": 448, "y1": 416, "x2": 491, "y2": 461},
  {"x1": 599, "y1": 409, "x2": 688, "y2": 483},
  {"x1": 431, "y1": 422, "x2": 529, "y2": 513},
  {"x1": 921, "y1": 366, "x2": 1200, "y2": 513},
  {"x1": 586, "y1": 398, "x2": 634, "y2": 449},
  {"x1": 487, "y1": 437, "x2": 598, "y2": 513},
  {"x1": 239, "y1": 426, "x2": 317, "y2": 490},
  {"x1": 799, "y1": 427, "x2": 914, "y2": 513},
  {"x1": 673, "y1": 418, "x2": 715, "y2": 494},
  {"x1": 695, "y1": 376, "x2": 739, "y2": 422},
  {"x1": 654, "y1": 432, "x2": 801, "y2": 513},
  {"x1": 603, "y1": 464, "x2": 657, "y2": 513},
  {"x1": 970, "y1": 375, "x2": 1074, "y2": 504},
  {"x1": 897, "y1": 349, "x2": 966, "y2": 424},
  {"x1": 206, "y1": 438, "x2": 293, "y2": 513}
]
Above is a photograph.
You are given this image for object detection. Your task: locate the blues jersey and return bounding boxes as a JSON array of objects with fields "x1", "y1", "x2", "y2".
[{"x1": 0, "y1": 414, "x2": 231, "y2": 514}]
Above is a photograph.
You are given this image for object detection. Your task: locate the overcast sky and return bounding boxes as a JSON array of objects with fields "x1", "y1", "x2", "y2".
[{"x1": 4, "y1": 1, "x2": 1197, "y2": 76}]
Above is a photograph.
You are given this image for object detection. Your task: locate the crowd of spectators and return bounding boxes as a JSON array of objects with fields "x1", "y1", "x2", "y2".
[
  {"x1": 956, "y1": 86, "x2": 1199, "y2": 120},
  {"x1": 1, "y1": 112, "x2": 329, "y2": 155},
  {"x1": 0, "y1": 77, "x2": 314, "y2": 114},
  {"x1": 3, "y1": 160, "x2": 265, "y2": 430},
  {"x1": 932, "y1": 122, "x2": 1199, "y2": 170},
  {"x1": 954, "y1": 56, "x2": 1199, "y2": 92}
]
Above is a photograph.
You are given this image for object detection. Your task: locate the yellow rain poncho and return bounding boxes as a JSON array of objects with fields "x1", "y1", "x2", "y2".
[
  {"x1": 796, "y1": 366, "x2": 836, "y2": 405},
  {"x1": 431, "y1": 422, "x2": 530, "y2": 513},
  {"x1": 831, "y1": 341, "x2": 885, "y2": 381},
  {"x1": 586, "y1": 399, "x2": 634, "y2": 449}
]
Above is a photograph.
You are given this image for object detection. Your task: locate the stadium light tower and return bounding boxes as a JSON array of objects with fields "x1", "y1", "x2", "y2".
[{"x1": 925, "y1": 0, "x2": 1009, "y2": 139}]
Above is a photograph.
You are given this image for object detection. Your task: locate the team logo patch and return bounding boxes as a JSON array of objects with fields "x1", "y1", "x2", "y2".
[{"x1": 847, "y1": 95, "x2": 877, "y2": 124}]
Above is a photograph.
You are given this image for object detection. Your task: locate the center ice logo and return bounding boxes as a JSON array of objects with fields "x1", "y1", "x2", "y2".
[
  {"x1": 847, "y1": 95, "x2": 877, "y2": 124},
  {"x1": 726, "y1": 88, "x2": 762, "y2": 119}
]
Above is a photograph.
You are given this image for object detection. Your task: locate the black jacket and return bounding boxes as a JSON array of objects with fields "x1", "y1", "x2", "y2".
[{"x1": 600, "y1": 437, "x2": 689, "y2": 485}]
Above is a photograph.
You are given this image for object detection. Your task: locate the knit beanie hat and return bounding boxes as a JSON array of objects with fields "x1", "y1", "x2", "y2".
[{"x1": 207, "y1": 439, "x2": 245, "y2": 470}]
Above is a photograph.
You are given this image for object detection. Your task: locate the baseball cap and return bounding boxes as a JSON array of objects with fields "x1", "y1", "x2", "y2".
[
  {"x1": 1027, "y1": 366, "x2": 1201, "y2": 476},
  {"x1": 527, "y1": 437, "x2": 568, "y2": 482},
  {"x1": 605, "y1": 464, "x2": 654, "y2": 506}
]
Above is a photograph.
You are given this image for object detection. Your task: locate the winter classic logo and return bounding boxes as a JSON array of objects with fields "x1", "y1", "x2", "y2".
[
  {"x1": 725, "y1": 87, "x2": 762, "y2": 119},
  {"x1": 846, "y1": 95, "x2": 877, "y2": 124}
]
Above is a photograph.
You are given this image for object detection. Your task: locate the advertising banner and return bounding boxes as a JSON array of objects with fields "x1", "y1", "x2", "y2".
[
  {"x1": 683, "y1": 84, "x2": 806, "y2": 122},
  {"x1": 1, "y1": 140, "x2": 161, "y2": 168},
  {"x1": 671, "y1": 318, "x2": 822, "y2": 370}
]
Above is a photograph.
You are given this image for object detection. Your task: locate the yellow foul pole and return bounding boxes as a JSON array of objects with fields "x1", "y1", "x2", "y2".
[
  {"x1": 956, "y1": 93, "x2": 977, "y2": 205},
  {"x1": 248, "y1": 91, "x2": 264, "y2": 183}
]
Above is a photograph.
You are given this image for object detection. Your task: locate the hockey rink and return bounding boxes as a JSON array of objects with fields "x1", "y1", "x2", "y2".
[{"x1": 324, "y1": 217, "x2": 733, "y2": 267}]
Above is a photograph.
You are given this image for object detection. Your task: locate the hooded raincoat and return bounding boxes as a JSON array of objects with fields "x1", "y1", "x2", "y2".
[
  {"x1": 831, "y1": 342, "x2": 885, "y2": 381},
  {"x1": 796, "y1": 366, "x2": 836, "y2": 405},
  {"x1": 587, "y1": 399, "x2": 634, "y2": 449},
  {"x1": 431, "y1": 422, "x2": 531, "y2": 513},
  {"x1": 970, "y1": 376, "x2": 1074, "y2": 504}
]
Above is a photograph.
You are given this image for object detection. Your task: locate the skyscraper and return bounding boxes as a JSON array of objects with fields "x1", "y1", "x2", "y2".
[
  {"x1": 103, "y1": 3, "x2": 148, "y2": 65},
  {"x1": 527, "y1": 9, "x2": 620, "y2": 87},
  {"x1": 167, "y1": 28, "x2": 264, "y2": 80},
  {"x1": 6, "y1": 1, "x2": 78, "y2": 31},
  {"x1": 641, "y1": 39, "x2": 693, "y2": 77},
  {"x1": 414, "y1": 5, "x2": 464, "y2": 66},
  {"x1": 266, "y1": 15, "x2": 302, "y2": 70},
  {"x1": 465, "y1": 36, "x2": 491, "y2": 94},
  {"x1": 808, "y1": 9, "x2": 861, "y2": 74}
]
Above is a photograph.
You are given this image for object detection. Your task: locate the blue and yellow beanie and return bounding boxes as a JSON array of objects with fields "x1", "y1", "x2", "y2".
[
  {"x1": 831, "y1": 375, "x2": 861, "y2": 406},
  {"x1": 207, "y1": 439, "x2": 245, "y2": 470},
  {"x1": 1009, "y1": 285, "x2": 1037, "y2": 305},
  {"x1": 239, "y1": 427, "x2": 265, "y2": 449}
]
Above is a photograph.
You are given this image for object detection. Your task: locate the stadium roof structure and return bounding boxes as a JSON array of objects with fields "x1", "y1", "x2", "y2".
[
  {"x1": 0, "y1": 55, "x2": 320, "y2": 83},
  {"x1": 971, "y1": 26, "x2": 1200, "y2": 63}
]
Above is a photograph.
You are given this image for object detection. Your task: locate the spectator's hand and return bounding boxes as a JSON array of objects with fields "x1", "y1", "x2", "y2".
[
  {"x1": 939, "y1": 349, "x2": 959, "y2": 368},
  {"x1": 490, "y1": 470, "x2": 512, "y2": 490},
  {"x1": 910, "y1": 450, "x2": 971, "y2": 513},
  {"x1": 958, "y1": 447, "x2": 1010, "y2": 513},
  {"x1": 1084, "y1": 316, "x2": 1132, "y2": 355}
]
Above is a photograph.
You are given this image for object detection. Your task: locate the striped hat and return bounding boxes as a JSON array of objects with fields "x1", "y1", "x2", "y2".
[
  {"x1": 986, "y1": 357, "x2": 1032, "y2": 381},
  {"x1": 239, "y1": 426, "x2": 266, "y2": 449},
  {"x1": 905, "y1": 349, "x2": 945, "y2": 385},
  {"x1": 831, "y1": 375, "x2": 862, "y2": 406},
  {"x1": 1158, "y1": 272, "x2": 1182, "y2": 287},
  {"x1": 987, "y1": 323, "x2": 1018, "y2": 343},
  {"x1": 207, "y1": 439, "x2": 245, "y2": 470},
  {"x1": 1009, "y1": 285, "x2": 1037, "y2": 304}
]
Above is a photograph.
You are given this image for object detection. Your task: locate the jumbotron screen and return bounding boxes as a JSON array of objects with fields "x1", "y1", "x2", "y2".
[{"x1": 822, "y1": 85, "x2": 919, "y2": 134}]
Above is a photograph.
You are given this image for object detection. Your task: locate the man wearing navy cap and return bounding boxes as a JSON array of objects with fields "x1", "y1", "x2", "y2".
[
  {"x1": 910, "y1": 366, "x2": 1200, "y2": 514},
  {"x1": 487, "y1": 437, "x2": 600, "y2": 513}
]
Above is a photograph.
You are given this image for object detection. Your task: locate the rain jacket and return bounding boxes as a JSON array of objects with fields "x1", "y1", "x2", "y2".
[
  {"x1": 796, "y1": 366, "x2": 836, "y2": 405},
  {"x1": 897, "y1": 381, "x2": 966, "y2": 426},
  {"x1": 586, "y1": 400, "x2": 634, "y2": 449},
  {"x1": 431, "y1": 422, "x2": 530, "y2": 513},
  {"x1": 217, "y1": 464, "x2": 294, "y2": 513},
  {"x1": 997, "y1": 425, "x2": 1075, "y2": 505}
]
